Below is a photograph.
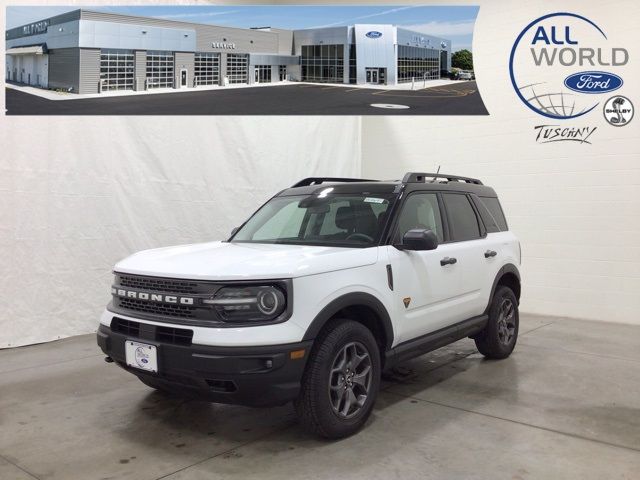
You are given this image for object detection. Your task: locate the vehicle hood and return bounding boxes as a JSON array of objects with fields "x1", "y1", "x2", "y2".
[{"x1": 114, "y1": 241, "x2": 379, "y2": 280}]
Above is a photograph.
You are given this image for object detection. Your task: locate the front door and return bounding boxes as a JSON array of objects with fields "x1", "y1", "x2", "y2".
[
  {"x1": 180, "y1": 69, "x2": 187, "y2": 87},
  {"x1": 366, "y1": 68, "x2": 379, "y2": 84},
  {"x1": 386, "y1": 192, "x2": 473, "y2": 343}
]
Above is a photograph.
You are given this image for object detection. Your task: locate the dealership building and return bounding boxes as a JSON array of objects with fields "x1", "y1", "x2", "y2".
[{"x1": 5, "y1": 9, "x2": 451, "y2": 94}]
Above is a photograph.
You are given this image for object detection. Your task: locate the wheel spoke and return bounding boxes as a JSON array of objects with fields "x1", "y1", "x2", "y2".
[
  {"x1": 341, "y1": 389, "x2": 356, "y2": 416},
  {"x1": 352, "y1": 366, "x2": 371, "y2": 387},
  {"x1": 352, "y1": 351, "x2": 368, "y2": 370},
  {"x1": 331, "y1": 385, "x2": 346, "y2": 411},
  {"x1": 505, "y1": 302, "x2": 514, "y2": 319},
  {"x1": 355, "y1": 393, "x2": 367, "y2": 407},
  {"x1": 330, "y1": 348, "x2": 347, "y2": 375}
]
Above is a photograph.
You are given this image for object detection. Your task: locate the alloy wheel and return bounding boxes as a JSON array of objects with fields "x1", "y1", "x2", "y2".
[
  {"x1": 328, "y1": 342, "x2": 372, "y2": 418},
  {"x1": 496, "y1": 298, "x2": 516, "y2": 345}
]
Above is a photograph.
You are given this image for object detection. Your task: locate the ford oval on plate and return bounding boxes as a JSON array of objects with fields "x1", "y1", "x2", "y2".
[
  {"x1": 366, "y1": 31, "x2": 382, "y2": 39},
  {"x1": 564, "y1": 71, "x2": 623, "y2": 94}
]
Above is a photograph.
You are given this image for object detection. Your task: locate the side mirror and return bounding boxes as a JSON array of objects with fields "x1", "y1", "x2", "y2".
[{"x1": 396, "y1": 229, "x2": 438, "y2": 251}]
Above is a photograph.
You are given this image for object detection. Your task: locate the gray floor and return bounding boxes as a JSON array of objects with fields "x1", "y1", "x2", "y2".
[{"x1": 1, "y1": 314, "x2": 638, "y2": 480}]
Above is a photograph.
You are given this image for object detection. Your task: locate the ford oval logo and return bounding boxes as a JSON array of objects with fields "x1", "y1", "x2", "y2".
[
  {"x1": 366, "y1": 31, "x2": 383, "y2": 39},
  {"x1": 563, "y1": 71, "x2": 623, "y2": 94}
]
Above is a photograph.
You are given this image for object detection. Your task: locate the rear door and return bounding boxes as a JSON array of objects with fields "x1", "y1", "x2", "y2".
[
  {"x1": 472, "y1": 194, "x2": 516, "y2": 305},
  {"x1": 440, "y1": 192, "x2": 491, "y2": 316}
]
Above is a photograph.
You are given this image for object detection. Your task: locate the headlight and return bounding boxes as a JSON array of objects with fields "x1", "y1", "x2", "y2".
[{"x1": 203, "y1": 285, "x2": 286, "y2": 322}]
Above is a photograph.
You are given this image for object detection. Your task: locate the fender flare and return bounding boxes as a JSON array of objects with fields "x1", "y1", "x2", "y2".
[
  {"x1": 302, "y1": 292, "x2": 394, "y2": 350},
  {"x1": 485, "y1": 263, "x2": 521, "y2": 314}
]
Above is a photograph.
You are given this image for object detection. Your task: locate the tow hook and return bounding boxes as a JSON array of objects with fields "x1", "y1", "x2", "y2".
[{"x1": 104, "y1": 356, "x2": 114, "y2": 363}]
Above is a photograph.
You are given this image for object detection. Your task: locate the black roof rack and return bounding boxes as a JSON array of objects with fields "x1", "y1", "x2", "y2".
[
  {"x1": 291, "y1": 177, "x2": 378, "y2": 188},
  {"x1": 402, "y1": 172, "x2": 483, "y2": 185}
]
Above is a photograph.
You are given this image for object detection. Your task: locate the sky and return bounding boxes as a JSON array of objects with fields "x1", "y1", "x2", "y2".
[{"x1": 6, "y1": 5, "x2": 478, "y2": 51}]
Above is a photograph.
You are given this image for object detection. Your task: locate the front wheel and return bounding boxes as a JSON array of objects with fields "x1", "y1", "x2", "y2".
[
  {"x1": 474, "y1": 286, "x2": 519, "y2": 359},
  {"x1": 295, "y1": 319, "x2": 381, "y2": 439}
]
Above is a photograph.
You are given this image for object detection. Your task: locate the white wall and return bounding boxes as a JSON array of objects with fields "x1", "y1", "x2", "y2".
[
  {"x1": 0, "y1": 118, "x2": 361, "y2": 347},
  {"x1": 362, "y1": 0, "x2": 640, "y2": 325},
  {"x1": 1, "y1": 0, "x2": 638, "y2": 351}
]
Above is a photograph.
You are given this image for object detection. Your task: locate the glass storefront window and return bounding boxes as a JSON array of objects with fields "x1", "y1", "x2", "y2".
[
  {"x1": 301, "y1": 44, "x2": 345, "y2": 83},
  {"x1": 254, "y1": 65, "x2": 271, "y2": 83},
  {"x1": 397, "y1": 45, "x2": 441, "y2": 83}
]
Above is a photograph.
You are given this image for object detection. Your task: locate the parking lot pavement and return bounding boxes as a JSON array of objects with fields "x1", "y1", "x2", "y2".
[{"x1": 6, "y1": 81, "x2": 488, "y2": 115}]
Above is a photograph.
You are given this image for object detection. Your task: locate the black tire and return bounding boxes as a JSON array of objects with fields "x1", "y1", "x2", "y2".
[
  {"x1": 474, "y1": 286, "x2": 519, "y2": 359},
  {"x1": 295, "y1": 319, "x2": 381, "y2": 439}
]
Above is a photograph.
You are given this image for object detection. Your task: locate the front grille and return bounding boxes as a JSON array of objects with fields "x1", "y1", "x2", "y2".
[
  {"x1": 111, "y1": 273, "x2": 291, "y2": 327},
  {"x1": 118, "y1": 297, "x2": 196, "y2": 318},
  {"x1": 111, "y1": 318, "x2": 140, "y2": 337},
  {"x1": 110, "y1": 317, "x2": 193, "y2": 346},
  {"x1": 118, "y1": 274, "x2": 198, "y2": 294},
  {"x1": 157, "y1": 326, "x2": 193, "y2": 346}
]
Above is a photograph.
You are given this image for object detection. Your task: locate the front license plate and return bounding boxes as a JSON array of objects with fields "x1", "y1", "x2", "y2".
[{"x1": 125, "y1": 341, "x2": 158, "y2": 373}]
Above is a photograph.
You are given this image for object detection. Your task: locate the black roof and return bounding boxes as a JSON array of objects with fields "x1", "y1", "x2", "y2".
[{"x1": 279, "y1": 173, "x2": 498, "y2": 198}]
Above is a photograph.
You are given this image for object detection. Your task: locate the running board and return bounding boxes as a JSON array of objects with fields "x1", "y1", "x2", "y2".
[{"x1": 385, "y1": 315, "x2": 488, "y2": 368}]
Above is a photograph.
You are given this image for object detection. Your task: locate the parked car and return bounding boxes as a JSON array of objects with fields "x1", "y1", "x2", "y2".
[
  {"x1": 98, "y1": 173, "x2": 521, "y2": 438},
  {"x1": 459, "y1": 70, "x2": 475, "y2": 80}
]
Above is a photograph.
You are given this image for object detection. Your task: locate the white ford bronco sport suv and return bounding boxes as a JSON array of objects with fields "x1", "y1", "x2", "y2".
[{"x1": 98, "y1": 172, "x2": 521, "y2": 438}]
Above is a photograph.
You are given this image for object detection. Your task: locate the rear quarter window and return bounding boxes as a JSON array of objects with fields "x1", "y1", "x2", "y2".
[{"x1": 479, "y1": 196, "x2": 508, "y2": 231}]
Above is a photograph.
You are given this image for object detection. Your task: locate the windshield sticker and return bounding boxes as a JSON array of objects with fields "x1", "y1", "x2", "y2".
[{"x1": 364, "y1": 197, "x2": 386, "y2": 204}]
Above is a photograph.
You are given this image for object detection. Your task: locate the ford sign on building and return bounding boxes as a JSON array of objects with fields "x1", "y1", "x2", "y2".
[{"x1": 5, "y1": 10, "x2": 452, "y2": 93}]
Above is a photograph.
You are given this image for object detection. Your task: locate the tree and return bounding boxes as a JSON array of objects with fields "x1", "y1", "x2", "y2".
[{"x1": 451, "y1": 49, "x2": 473, "y2": 71}]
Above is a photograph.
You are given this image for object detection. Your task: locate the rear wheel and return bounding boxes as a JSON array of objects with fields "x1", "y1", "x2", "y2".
[
  {"x1": 475, "y1": 286, "x2": 519, "y2": 359},
  {"x1": 295, "y1": 319, "x2": 381, "y2": 438}
]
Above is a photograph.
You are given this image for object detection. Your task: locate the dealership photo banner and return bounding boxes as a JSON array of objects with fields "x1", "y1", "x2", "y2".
[{"x1": 0, "y1": 0, "x2": 639, "y2": 347}]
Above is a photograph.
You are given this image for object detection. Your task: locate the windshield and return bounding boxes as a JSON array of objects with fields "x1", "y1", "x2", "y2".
[{"x1": 231, "y1": 193, "x2": 396, "y2": 248}]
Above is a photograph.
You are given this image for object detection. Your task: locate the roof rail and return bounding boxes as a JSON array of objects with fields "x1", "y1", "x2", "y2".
[
  {"x1": 402, "y1": 172, "x2": 483, "y2": 185},
  {"x1": 291, "y1": 177, "x2": 378, "y2": 188}
]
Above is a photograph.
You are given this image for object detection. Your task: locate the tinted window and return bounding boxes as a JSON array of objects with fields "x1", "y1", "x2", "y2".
[
  {"x1": 480, "y1": 197, "x2": 508, "y2": 231},
  {"x1": 474, "y1": 198, "x2": 500, "y2": 233},
  {"x1": 443, "y1": 193, "x2": 481, "y2": 241},
  {"x1": 394, "y1": 193, "x2": 444, "y2": 243}
]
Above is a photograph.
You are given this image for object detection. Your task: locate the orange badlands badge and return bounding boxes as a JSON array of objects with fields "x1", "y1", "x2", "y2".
[{"x1": 403, "y1": 297, "x2": 411, "y2": 308}]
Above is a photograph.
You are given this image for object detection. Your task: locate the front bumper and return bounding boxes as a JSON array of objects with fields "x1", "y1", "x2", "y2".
[{"x1": 97, "y1": 322, "x2": 312, "y2": 407}]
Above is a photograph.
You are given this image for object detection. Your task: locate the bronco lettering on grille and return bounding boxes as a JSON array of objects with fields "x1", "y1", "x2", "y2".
[{"x1": 111, "y1": 287, "x2": 195, "y2": 305}]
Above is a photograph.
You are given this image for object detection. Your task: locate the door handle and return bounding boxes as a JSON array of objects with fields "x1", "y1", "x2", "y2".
[
  {"x1": 484, "y1": 250, "x2": 497, "y2": 258},
  {"x1": 440, "y1": 257, "x2": 457, "y2": 266}
]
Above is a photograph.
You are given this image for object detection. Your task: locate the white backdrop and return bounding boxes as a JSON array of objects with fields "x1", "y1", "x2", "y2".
[
  {"x1": 0, "y1": 117, "x2": 361, "y2": 347},
  {"x1": 2, "y1": 0, "x2": 639, "y2": 348},
  {"x1": 362, "y1": 0, "x2": 640, "y2": 325}
]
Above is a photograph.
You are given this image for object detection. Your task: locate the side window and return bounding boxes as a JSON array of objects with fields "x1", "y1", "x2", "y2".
[
  {"x1": 443, "y1": 193, "x2": 481, "y2": 241},
  {"x1": 480, "y1": 197, "x2": 508, "y2": 231},
  {"x1": 394, "y1": 193, "x2": 444, "y2": 243},
  {"x1": 474, "y1": 198, "x2": 500, "y2": 233}
]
